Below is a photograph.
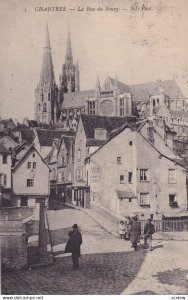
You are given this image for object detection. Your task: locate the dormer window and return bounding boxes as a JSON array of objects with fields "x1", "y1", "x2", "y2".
[{"x1": 94, "y1": 128, "x2": 107, "y2": 141}]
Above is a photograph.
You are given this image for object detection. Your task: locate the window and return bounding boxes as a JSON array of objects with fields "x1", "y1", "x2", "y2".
[
  {"x1": 77, "y1": 168, "x2": 83, "y2": 181},
  {"x1": 140, "y1": 193, "x2": 150, "y2": 206},
  {"x1": 3, "y1": 175, "x2": 7, "y2": 187},
  {"x1": 140, "y1": 169, "x2": 149, "y2": 181},
  {"x1": 43, "y1": 103, "x2": 47, "y2": 112},
  {"x1": 27, "y1": 179, "x2": 34, "y2": 187},
  {"x1": 77, "y1": 149, "x2": 81, "y2": 161},
  {"x1": 120, "y1": 175, "x2": 124, "y2": 184},
  {"x1": 88, "y1": 101, "x2": 96, "y2": 115},
  {"x1": 3, "y1": 155, "x2": 7, "y2": 164},
  {"x1": 33, "y1": 162, "x2": 36, "y2": 169},
  {"x1": 61, "y1": 171, "x2": 65, "y2": 182},
  {"x1": 21, "y1": 196, "x2": 28, "y2": 207},
  {"x1": 129, "y1": 198, "x2": 132, "y2": 203},
  {"x1": 27, "y1": 162, "x2": 31, "y2": 169},
  {"x1": 128, "y1": 172, "x2": 133, "y2": 183},
  {"x1": 120, "y1": 98, "x2": 124, "y2": 116},
  {"x1": 117, "y1": 157, "x2": 122, "y2": 164},
  {"x1": 169, "y1": 194, "x2": 178, "y2": 207},
  {"x1": 33, "y1": 154, "x2": 35, "y2": 157},
  {"x1": 129, "y1": 141, "x2": 132, "y2": 146},
  {"x1": 168, "y1": 169, "x2": 176, "y2": 184}
]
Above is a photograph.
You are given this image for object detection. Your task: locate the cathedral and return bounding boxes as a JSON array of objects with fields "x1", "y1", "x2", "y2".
[
  {"x1": 35, "y1": 25, "x2": 80, "y2": 125},
  {"x1": 34, "y1": 25, "x2": 134, "y2": 126},
  {"x1": 34, "y1": 24, "x2": 186, "y2": 134}
]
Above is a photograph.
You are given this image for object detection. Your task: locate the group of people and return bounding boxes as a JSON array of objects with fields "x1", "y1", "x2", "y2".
[
  {"x1": 119, "y1": 216, "x2": 155, "y2": 251},
  {"x1": 64, "y1": 217, "x2": 155, "y2": 270}
]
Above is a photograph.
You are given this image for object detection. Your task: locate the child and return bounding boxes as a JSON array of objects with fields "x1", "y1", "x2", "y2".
[{"x1": 119, "y1": 220, "x2": 126, "y2": 239}]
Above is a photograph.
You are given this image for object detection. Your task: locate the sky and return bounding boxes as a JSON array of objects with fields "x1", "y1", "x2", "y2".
[{"x1": 1, "y1": 0, "x2": 188, "y2": 121}]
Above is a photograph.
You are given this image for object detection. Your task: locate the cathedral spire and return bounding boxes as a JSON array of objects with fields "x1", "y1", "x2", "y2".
[
  {"x1": 65, "y1": 26, "x2": 73, "y2": 64},
  {"x1": 95, "y1": 74, "x2": 101, "y2": 90},
  {"x1": 39, "y1": 24, "x2": 55, "y2": 85}
]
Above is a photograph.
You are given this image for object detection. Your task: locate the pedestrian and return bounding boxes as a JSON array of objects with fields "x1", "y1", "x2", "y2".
[
  {"x1": 143, "y1": 218, "x2": 155, "y2": 251},
  {"x1": 118, "y1": 220, "x2": 126, "y2": 239},
  {"x1": 128, "y1": 216, "x2": 141, "y2": 251},
  {"x1": 65, "y1": 224, "x2": 82, "y2": 269}
]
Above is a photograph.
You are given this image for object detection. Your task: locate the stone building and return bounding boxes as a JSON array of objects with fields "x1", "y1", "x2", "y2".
[
  {"x1": 35, "y1": 25, "x2": 59, "y2": 124},
  {"x1": 87, "y1": 123, "x2": 187, "y2": 220},
  {"x1": 72, "y1": 114, "x2": 136, "y2": 207}
]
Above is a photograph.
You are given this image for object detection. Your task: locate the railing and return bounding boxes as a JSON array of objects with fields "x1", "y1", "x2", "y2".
[{"x1": 140, "y1": 219, "x2": 188, "y2": 232}]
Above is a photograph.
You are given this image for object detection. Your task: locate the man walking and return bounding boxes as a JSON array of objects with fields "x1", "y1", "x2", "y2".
[
  {"x1": 128, "y1": 216, "x2": 141, "y2": 251},
  {"x1": 143, "y1": 218, "x2": 155, "y2": 251},
  {"x1": 67, "y1": 224, "x2": 82, "y2": 269}
]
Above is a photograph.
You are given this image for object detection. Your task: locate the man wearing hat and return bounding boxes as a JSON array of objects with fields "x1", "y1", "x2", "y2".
[
  {"x1": 67, "y1": 224, "x2": 82, "y2": 269},
  {"x1": 143, "y1": 218, "x2": 155, "y2": 251}
]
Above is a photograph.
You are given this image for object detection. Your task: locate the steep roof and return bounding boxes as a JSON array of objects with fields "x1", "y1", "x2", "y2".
[
  {"x1": 0, "y1": 143, "x2": 10, "y2": 154},
  {"x1": 13, "y1": 145, "x2": 50, "y2": 171},
  {"x1": 36, "y1": 129, "x2": 75, "y2": 147},
  {"x1": 81, "y1": 115, "x2": 136, "y2": 139},
  {"x1": 62, "y1": 89, "x2": 95, "y2": 109},
  {"x1": 108, "y1": 77, "x2": 130, "y2": 93},
  {"x1": 129, "y1": 79, "x2": 185, "y2": 102}
]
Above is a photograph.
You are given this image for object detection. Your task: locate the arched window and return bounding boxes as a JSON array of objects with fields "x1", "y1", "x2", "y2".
[
  {"x1": 43, "y1": 103, "x2": 47, "y2": 112},
  {"x1": 41, "y1": 92, "x2": 44, "y2": 102}
]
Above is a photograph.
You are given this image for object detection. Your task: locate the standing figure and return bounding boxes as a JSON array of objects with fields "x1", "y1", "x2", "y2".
[
  {"x1": 128, "y1": 216, "x2": 141, "y2": 251},
  {"x1": 143, "y1": 219, "x2": 155, "y2": 251},
  {"x1": 65, "y1": 224, "x2": 82, "y2": 269},
  {"x1": 118, "y1": 220, "x2": 126, "y2": 239}
]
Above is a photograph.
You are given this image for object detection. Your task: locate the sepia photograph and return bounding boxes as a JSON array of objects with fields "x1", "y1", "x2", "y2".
[{"x1": 0, "y1": 0, "x2": 188, "y2": 297}]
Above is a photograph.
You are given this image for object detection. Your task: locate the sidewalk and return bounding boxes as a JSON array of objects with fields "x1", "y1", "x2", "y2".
[
  {"x1": 82, "y1": 206, "x2": 188, "y2": 241},
  {"x1": 63, "y1": 202, "x2": 188, "y2": 241}
]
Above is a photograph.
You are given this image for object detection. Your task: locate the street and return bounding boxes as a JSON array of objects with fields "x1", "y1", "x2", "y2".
[{"x1": 2, "y1": 208, "x2": 188, "y2": 295}]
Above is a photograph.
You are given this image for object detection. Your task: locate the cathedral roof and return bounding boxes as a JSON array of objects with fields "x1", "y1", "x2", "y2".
[
  {"x1": 62, "y1": 90, "x2": 95, "y2": 109},
  {"x1": 81, "y1": 115, "x2": 136, "y2": 139},
  {"x1": 129, "y1": 79, "x2": 185, "y2": 102},
  {"x1": 39, "y1": 24, "x2": 55, "y2": 85}
]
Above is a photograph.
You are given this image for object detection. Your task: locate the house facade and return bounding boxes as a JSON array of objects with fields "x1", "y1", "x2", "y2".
[
  {"x1": 0, "y1": 144, "x2": 12, "y2": 207},
  {"x1": 12, "y1": 145, "x2": 50, "y2": 207},
  {"x1": 72, "y1": 114, "x2": 136, "y2": 207},
  {"x1": 87, "y1": 125, "x2": 187, "y2": 220}
]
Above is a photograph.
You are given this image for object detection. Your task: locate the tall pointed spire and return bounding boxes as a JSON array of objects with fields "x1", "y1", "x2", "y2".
[
  {"x1": 95, "y1": 74, "x2": 101, "y2": 90},
  {"x1": 44, "y1": 23, "x2": 51, "y2": 49},
  {"x1": 65, "y1": 25, "x2": 73, "y2": 64},
  {"x1": 39, "y1": 24, "x2": 55, "y2": 85}
]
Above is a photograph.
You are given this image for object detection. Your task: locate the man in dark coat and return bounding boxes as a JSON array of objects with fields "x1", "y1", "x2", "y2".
[
  {"x1": 128, "y1": 216, "x2": 141, "y2": 251},
  {"x1": 143, "y1": 218, "x2": 155, "y2": 250},
  {"x1": 68, "y1": 224, "x2": 82, "y2": 269}
]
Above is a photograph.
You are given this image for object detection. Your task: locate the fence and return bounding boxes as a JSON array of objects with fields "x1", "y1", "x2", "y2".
[{"x1": 140, "y1": 219, "x2": 188, "y2": 232}]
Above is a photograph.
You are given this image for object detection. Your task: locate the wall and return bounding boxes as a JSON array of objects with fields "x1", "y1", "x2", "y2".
[
  {"x1": 88, "y1": 127, "x2": 135, "y2": 213},
  {"x1": 73, "y1": 119, "x2": 87, "y2": 186},
  {"x1": 12, "y1": 148, "x2": 49, "y2": 197},
  {"x1": 0, "y1": 153, "x2": 12, "y2": 188},
  {"x1": 88, "y1": 127, "x2": 187, "y2": 219}
]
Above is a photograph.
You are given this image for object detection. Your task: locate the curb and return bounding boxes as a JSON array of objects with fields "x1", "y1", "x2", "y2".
[{"x1": 81, "y1": 208, "x2": 188, "y2": 242}]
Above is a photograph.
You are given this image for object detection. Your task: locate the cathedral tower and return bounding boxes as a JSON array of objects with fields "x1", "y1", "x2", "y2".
[
  {"x1": 35, "y1": 24, "x2": 58, "y2": 124},
  {"x1": 59, "y1": 27, "x2": 80, "y2": 103}
]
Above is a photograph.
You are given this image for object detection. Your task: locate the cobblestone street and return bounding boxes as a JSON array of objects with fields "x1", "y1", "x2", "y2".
[{"x1": 2, "y1": 208, "x2": 188, "y2": 295}]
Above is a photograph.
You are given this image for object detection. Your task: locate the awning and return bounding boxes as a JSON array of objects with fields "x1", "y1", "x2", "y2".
[{"x1": 116, "y1": 188, "x2": 136, "y2": 199}]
